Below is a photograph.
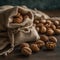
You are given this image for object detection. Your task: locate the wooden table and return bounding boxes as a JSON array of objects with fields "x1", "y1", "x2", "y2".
[{"x1": 0, "y1": 10, "x2": 60, "y2": 60}]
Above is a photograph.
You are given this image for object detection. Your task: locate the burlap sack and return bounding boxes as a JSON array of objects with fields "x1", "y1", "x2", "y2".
[{"x1": 0, "y1": 5, "x2": 40, "y2": 56}]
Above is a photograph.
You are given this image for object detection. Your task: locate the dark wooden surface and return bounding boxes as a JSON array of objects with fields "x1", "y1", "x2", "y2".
[{"x1": 0, "y1": 10, "x2": 60, "y2": 60}]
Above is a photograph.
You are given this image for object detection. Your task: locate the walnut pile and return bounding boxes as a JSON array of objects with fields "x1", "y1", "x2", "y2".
[
  {"x1": 19, "y1": 35, "x2": 57, "y2": 56},
  {"x1": 18, "y1": 16, "x2": 59, "y2": 56},
  {"x1": 33, "y1": 16, "x2": 59, "y2": 50},
  {"x1": 34, "y1": 16, "x2": 60, "y2": 35}
]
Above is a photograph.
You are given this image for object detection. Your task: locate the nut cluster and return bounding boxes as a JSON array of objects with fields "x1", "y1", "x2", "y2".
[
  {"x1": 34, "y1": 16, "x2": 60, "y2": 35},
  {"x1": 33, "y1": 16, "x2": 59, "y2": 51},
  {"x1": 40, "y1": 35, "x2": 57, "y2": 50},
  {"x1": 12, "y1": 9, "x2": 30, "y2": 24},
  {"x1": 20, "y1": 35, "x2": 57, "y2": 56},
  {"x1": 18, "y1": 16, "x2": 59, "y2": 56}
]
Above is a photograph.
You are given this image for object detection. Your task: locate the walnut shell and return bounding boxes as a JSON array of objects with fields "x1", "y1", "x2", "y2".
[
  {"x1": 30, "y1": 44, "x2": 40, "y2": 52},
  {"x1": 35, "y1": 40, "x2": 45, "y2": 48},
  {"x1": 39, "y1": 26, "x2": 46, "y2": 33},
  {"x1": 45, "y1": 42, "x2": 56, "y2": 50},
  {"x1": 49, "y1": 36, "x2": 57, "y2": 43},
  {"x1": 20, "y1": 43, "x2": 30, "y2": 48},
  {"x1": 13, "y1": 15, "x2": 23, "y2": 23},
  {"x1": 40, "y1": 19, "x2": 46, "y2": 24},
  {"x1": 55, "y1": 29, "x2": 60, "y2": 34},
  {"x1": 46, "y1": 20, "x2": 53, "y2": 25},
  {"x1": 50, "y1": 24, "x2": 56, "y2": 30},
  {"x1": 54, "y1": 20, "x2": 60, "y2": 26},
  {"x1": 47, "y1": 28, "x2": 54, "y2": 35},
  {"x1": 45, "y1": 23, "x2": 51, "y2": 28},
  {"x1": 40, "y1": 35, "x2": 49, "y2": 42},
  {"x1": 57, "y1": 26, "x2": 60, "y2": 29},
  {"x1": 21, "y1": 47, "x2": 32, "y2": 56},
  {"x1": 37, "y1": 23, "x2": 44, "y2": 27},
  {"x1": 34, "y1": 20, "x2": 40, "y2": 24}
]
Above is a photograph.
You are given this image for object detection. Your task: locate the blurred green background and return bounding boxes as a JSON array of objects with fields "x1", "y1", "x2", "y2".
[{"x1": 0, "y1": 0, "x2": 60, "y2": 10}]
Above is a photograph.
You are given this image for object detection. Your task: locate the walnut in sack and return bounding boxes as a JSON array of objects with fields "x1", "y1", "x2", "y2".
[{"x1": 13, "y1": 14, "x2": 23, "y2": 23}]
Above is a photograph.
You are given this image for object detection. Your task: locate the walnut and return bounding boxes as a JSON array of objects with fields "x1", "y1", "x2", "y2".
[
  {"x1": 55, "y1": 29, "x2": 60, "y2": 34},
  {"x1": 13, "y1": 15, "x2": 23, "y2": 23},
  {"x1": 50, "y1": 24, "x2": 56, "y2": 30},
  {"x1": 46, "y1": 20, "x2": 53, "y2": 25},
  {"x1": 40, "y1": 19, "x2": 46, "y2": 24},
  {"x1": 46, "y1": 28, "x2": 54, "y2": 35},
  {"x1": 39, "y1": 26, "x2": 46, "y2": 33},
  {"x1": 20, "y1": 43, "x2": 30, "y2": 48},
  {"x1": 45, "y1": 23, "x2": 51, "y2": 28},
  {"x1": 35, "y1": 40, "x2": 45, "y2": 48},
  {"x1": 54, "y1": 20, "x2": 60, "y2": 26},
  {"x1": 49, "y1": 36, "x2": 57, "y2": 43},
  {"x1": 37, "y1": 23, "x2": 44, "y2": 27},
  {"x1": 21, "y1": 47, "x2": 32, "y2": 56},
  {"x1": 40, "y1": 35, "x2": 49, "y2": 42},
  {"x1": 57, "y1": 26, "x2": 60, "y2": 29},
  {"x1": 34, "y1": 20, "x2": 40, "y2": 24},
  {"x1": 45, "y1": 42, "x2": 56, "y2": 50},
  {"x1": 30, "y1": 44, "x2": 40, "y2": 52}
]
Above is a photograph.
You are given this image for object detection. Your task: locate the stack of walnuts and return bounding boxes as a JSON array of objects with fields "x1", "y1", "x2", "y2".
[
  {"x1": 20, "y1": 16, "x2": 60, "y2": 56},
  {"x1": 33, "y1": 16, "x2": 60, "y2": 51},
  {"x1": 34, "y1": 16, "x2": 60, "y2": 35},
  {"x1": 20, "y1": 35, "x2": 57, "y2": 56}
]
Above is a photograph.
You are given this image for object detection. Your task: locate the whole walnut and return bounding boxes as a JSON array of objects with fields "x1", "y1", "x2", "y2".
[
  {"x1": 46, "y1": 20, "x2": 53, "y2": 25},
  {"x1": 49, "y1": 36, "x2": 57, "y2": 43},
  {"x1": 13, "y1": 15, "x2": 23, "y2": 23},
  {"x1": 39, "y1": 26, "x2": 46, "y2": 33},
  {"x1": 45, "y1": 23, "x2": 51, "y2": 28},
  {"x1": 55, "y1": 29, "x2": 60, "y2": 34},
  {"x1": 21, "y1": 47, "x2": 32, "y2": 56},
  {"x1": 54, "y1": 20, "x2": 60, "y2": 26},
  {"x1": 46, "y1": 28, "x2": 54, "y2": 35},
  {"x1": 34, "y1": 20, "x2": 40, "y2": 24},
  {"x1": 45, "y1": 42, "x2": 56, "y2": 50},
  {"x1": 57, "y1": 26, "x2": 60, "y2": 29},
  {"x1": 30, "y1": 44, "x2": 40, "y2": 52},
  {"x1": 37, "y1": 23, "x2": 44, "y2": 27},
  {"x1": 40, "y1": 19, "x2": 46, "y2": 24},
  {"x1": 50, "y1": 24, "x2": 56, "y2": 30},
  {"x1": 20, "y1": 43, "x2": 30, "y2": 48},
  {"x1": 40, "y1": 35, "x2": 49, "y2": 42},
  {"x1": 35, "y1": 40, "x2": 45, "y2": 48}
]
